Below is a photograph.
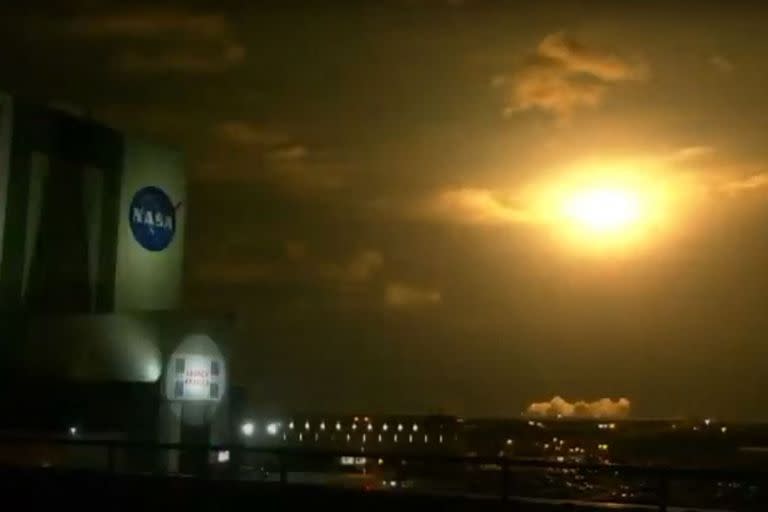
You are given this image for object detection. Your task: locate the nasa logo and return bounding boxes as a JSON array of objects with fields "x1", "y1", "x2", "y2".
[{"x1": 129, "y1": 186, "x2": 176, "y2": 251}]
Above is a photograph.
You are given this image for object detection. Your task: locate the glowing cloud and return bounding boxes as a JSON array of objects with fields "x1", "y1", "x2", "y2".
[{"x1": 525, "y1": 396, "x2": 631, "y2": 419}]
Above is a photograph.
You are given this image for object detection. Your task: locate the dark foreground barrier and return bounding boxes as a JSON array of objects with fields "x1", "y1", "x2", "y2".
[
  {"x1": 0, "y1": 437, "x2": 766, "y2": 511},
  {"x1": 0, "y1": 465, "x2": 669, "y2": 512}
]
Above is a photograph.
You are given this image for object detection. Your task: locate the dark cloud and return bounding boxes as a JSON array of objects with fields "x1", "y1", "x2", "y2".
[
  {"x1": 113, "y1": 43, "x2": 245, "y2": 73},
  {"x1": 68, "y1": 11, "x2": 231, "y2": 39},
  {"x1": 196, "y1": 248, "x2": 383, "y2": 287},
  {"x1": 265, "y1": 145, "x2": 309, "y2": 162},
  {"x1": 417, "y1": 187, "x2": 533, "y2": 225},
  {"x1": 497, "y1": 32, "x2": 646, "y2": 119},
  {"x1": 63, "y1": 8, "x2": 245, "y2": 73},
  {"x1": 721, "y1": 173, "x2": 768, "y2": 195},
  {"x1": 710, "y1": 54, "x2": 734, "y2": 73},
  {"x1": 538, "y1": 32, "x2": 646, "y2": 82},
  {"x1": 214, "y1": 121, "x2": 288, "y2": 147},
  {"x1": 385, "y1": 282, "x2": 442, "y2": 308}
]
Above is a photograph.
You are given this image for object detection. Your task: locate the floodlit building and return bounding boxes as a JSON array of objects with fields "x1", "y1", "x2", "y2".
[{"x1": 0, "y1": 92, "x2": 234, "y2": 473}]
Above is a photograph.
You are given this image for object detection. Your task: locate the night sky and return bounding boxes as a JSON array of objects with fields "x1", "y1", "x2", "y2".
[{"x1": 3, "y1": 1, "x2": 768, "y2": 419}]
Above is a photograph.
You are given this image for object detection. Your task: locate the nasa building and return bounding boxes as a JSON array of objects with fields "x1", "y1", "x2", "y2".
[{"x1": 0, "y1": 92, "x2": 235, "y2": 469}]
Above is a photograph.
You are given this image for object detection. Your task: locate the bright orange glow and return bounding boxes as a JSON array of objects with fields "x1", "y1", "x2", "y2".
[
  {"x1": 562, "y1": 186, "x2": 643, "y2": 234},
  {"x1": 532, "y1": 160, "x2": 677, "y2": 251}
]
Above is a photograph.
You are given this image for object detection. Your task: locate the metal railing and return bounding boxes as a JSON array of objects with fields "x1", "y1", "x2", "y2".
[{"x1": 1, "y1": 436, "x2": 767, "y2": 511}]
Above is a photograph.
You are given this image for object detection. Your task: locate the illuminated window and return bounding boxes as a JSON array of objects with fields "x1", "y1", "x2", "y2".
[
  {"x1": 320, "y1": 422, "x2": 326, "y2": 431},
  {"x1": 367, "y1": 424, "x2": 373, "y2": 431},
  {"x1": 362, "y1": 434, "x2": 367, "y2": 443},
  {"x1": 394, "y1": 434, "x2": 398, "y2": 443},
  {"x1": 397, "y1": 424, "x2": 403, "y2": 432},
  {"x1": 424, "y1": 435, "x2": 428, "y2": 443},
  {"x1": 439, "y1": 435, "x2": 443, "y2": 444},
  {"x1": 382, "y1": 423, "x2": 389, "y2": 432},
  {"x1": 408, "y1": 434, "x2": 413, "y2": 444},
  {"x1": 352, "y1": 424, "x2": 358, "y2": 431},
  {"x1": 378, "y1": 434, "x2": 382, "y2": 442},
  {"x1": 305, "y1": 421, "x2": 310, "y2": 431},
  {"x1": 336, "y1": 422, "x2": 342, "y2": 431},
  {"x1": 299, "y1": 433, "x2": 303, "y2": 442},
  {"x1": 412, "y1": 424, "x2": 418, "y2": 432},
  {"x1": 346, "y1": 433, "x2": 351, "y2": 442}
]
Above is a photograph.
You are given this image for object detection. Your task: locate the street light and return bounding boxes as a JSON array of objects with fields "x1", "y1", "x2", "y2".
[{"x1": 241, "y1": 421, "x2": 255, "y2": 437}]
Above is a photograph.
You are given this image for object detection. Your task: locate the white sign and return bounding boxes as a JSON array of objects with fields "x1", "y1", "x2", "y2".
[
  {"x1": 168, "y1": 353, "x2": 223, "y2": 401},
  {"x1": 164, "y1": 334, "x2": 227, "y2": 417}
]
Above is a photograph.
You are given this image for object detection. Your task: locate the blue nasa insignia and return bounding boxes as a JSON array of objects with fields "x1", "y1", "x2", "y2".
[{"x1": 129, "y1": 186, "x2": 176, "y2": 251}]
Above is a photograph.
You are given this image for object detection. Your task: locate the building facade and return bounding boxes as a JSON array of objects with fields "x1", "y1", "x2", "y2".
[{"x1": 0, "y1": 93, "x2": 232, "y2": 472}]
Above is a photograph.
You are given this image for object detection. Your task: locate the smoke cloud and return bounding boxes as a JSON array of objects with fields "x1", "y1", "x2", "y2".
[{"x1": 525, "y1": 396, "x2": 631, "y2": 419}]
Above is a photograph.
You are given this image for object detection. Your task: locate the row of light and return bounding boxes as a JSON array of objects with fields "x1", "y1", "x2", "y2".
[
  {"x1": 597, "y1": 423, "x2": 616, "y2": 430},
  {"x1": 290, "y1": 432, "x2": 443, "y2": 444},
  {"x1": 241, "y1": 419, "x2": 453, "y2": 445},
  {"x1": 286, "y1": 421, "x2": 421, "y2": 433}
]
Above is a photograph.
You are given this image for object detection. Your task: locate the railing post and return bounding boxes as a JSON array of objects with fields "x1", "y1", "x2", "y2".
[
  {"x1": 106, "y1": 444, "x2": 116, "y2": 473},
  {"x1": 501, "y1": 459, "x2": 510, "y2": 502},
  {"x1": 658, "y1": 473, "x2": 668, "y2": 512},
  {"x1": 279, "y1": 454, "x2": 288, "y2": 487},
  {"x1": 203, "y1": 447, "x2": 212, "y2": 480}
]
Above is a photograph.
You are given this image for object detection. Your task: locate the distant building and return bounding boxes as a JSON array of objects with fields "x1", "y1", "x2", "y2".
[
  {"x1": 0, "y1": 92, "x2": 234, "y2": 473},
  {"x1": 240, "y1": 414, "x2": 465, "y2": 455}
]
